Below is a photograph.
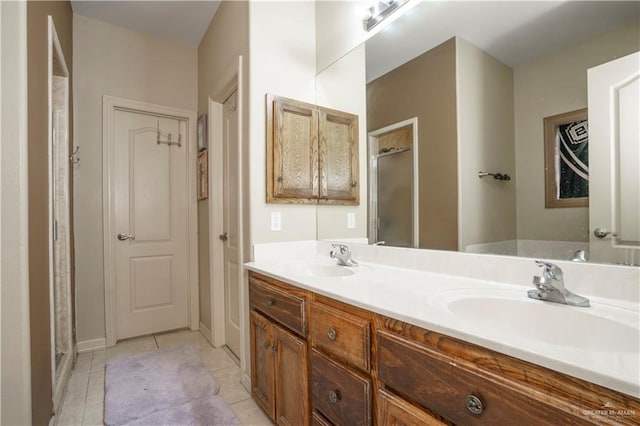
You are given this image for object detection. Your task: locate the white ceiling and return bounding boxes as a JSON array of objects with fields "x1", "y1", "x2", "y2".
[
  {"x1": 366, "y1": 1, "x2": 640, "y2": 82},
  {"x1": 70, "y1": 0, "x2": 221, "y2": 47}
]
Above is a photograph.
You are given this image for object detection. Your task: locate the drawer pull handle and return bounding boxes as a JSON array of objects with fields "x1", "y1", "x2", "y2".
[
  {"x1": 266, "y1": 299, "x2": 274, "y2": 307},
  {"x1": 465, "y1": 394, "x2": 483, "y2": 415},
  {"x1": 328, "y1": 390, "x2": 341, "y2": 404},
  {"x1": 263, "y1": 341, "x2": 270, "y2": 350},
  {"x1": 327, "y1": 328, "x2": 337, "y2": 341},
  {"x1": 271, "y1": 346, "x2": 277, "y2": 354}
]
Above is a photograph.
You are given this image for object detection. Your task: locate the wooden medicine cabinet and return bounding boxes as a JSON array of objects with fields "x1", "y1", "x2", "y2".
[{"x1": 266, "y1": 94, "x2": 359, "y2": 205}]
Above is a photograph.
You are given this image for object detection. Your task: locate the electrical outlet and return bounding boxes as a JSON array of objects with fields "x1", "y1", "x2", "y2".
[
  {"x1": 347, "y1": 212, "x2": 356, "y2": 229},
  {"x1": 271, "y1": 212, "x2": 282, "y2": 231}
]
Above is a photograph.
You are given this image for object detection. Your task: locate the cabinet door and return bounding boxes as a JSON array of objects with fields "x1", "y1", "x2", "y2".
[
  {"x1": 250, "y1": 311, "x2": 276, "y2": 420},
  {"x1": 274, "y1": 324, "x2": 310, "y2": 426},
  {"x1": 267, "y1": 95, "x2": 319, "y2": 203},
  {"x1": 318, "y1": 107, "x2": 359, "y2": 205}
]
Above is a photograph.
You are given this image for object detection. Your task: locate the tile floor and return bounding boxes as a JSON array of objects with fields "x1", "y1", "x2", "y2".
[{"x1": 56, "y1": 329, "x2": 274, "y2": 425}]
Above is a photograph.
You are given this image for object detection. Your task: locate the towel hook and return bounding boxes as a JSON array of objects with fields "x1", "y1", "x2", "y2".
[{"x1": 69, "y1": 146, "x2": 80, "y2": 164}]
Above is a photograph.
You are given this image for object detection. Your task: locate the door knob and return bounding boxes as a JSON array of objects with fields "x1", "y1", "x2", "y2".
[
  {"x1": 593, "y1": 228, "x2": 618, "y2": 239},
  {"x1": 219, "y1": 232, "x2": 229, "y2": 242},
  {"x1": 117, "y1": 233, "x2": 135, "y2": 241}
]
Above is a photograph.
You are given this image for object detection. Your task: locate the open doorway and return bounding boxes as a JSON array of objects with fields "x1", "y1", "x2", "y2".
[{"x1": 368, "y1": 118, "x2": 419, "y2": 248}]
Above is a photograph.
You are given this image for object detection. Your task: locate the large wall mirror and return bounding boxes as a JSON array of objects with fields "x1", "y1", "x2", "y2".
[{"x1": 315, "y1": 1, "x2": 640, "y2": 266}]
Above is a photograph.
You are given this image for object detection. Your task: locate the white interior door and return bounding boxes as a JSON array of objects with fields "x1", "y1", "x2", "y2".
[
  {"x1": 223, "y1": 91, "x2": 241, "y2": 357},
  {"x1": 113, "y1": 109, "x2": 189, "y2": 340},
  {"x1": 588, "y1": 51, "x2": 640, "y2": 266}
]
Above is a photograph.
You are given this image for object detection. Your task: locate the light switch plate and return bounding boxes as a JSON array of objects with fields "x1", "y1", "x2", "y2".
[
  {"x1": 271, "y1": 212, "x2": 282, "y2": 231},
  {"x1": 347, "y1": 212, "x2": 356, "y2": 229}
]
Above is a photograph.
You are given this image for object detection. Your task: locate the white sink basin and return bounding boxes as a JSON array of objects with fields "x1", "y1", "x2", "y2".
[
  {"x1": 285, "y1": 262, "x2": 357, "y2": 278},
  {"x1": 430, "y1": 288, "x2": 639, "y2": 353}
]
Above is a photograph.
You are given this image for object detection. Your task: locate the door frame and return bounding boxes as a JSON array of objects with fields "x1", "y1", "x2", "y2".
[
  {"x1": 208, "y1": 56, "x2": 246, "y2": 365},
  {"x1": 367, "y1": 117, "x2": 419, "y2": 247},
  {"x1": 102, "y1": 95, "x2": 199, "y2": 347}
]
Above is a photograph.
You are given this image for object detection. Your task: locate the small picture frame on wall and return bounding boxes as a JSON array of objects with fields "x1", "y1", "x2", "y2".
[
  {"x1": 197, "y1": 113, "x2": 208, "y2": 152},
  {"x1": 544, "y1": 108, "x2": 589, "y2": 208},
  {"x1": 197, "y1": 150, "x2": 208, "y2": 200}
]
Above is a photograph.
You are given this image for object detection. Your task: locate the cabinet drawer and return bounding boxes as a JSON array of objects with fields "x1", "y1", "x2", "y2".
[
  {"x1": 312, "y1": 411, "x2": 333, "y2": 426},
  {"x1": 377, "y1": 388, "x2": 449, "y2": 426},
  {"x1": 310, "y1": 301, "x2": 370, "y2": 371},
  {"x1": 377, "y1": 330, "x2": 591, "y2": 425},
  {"x1": 249, "y1": 276, "x2": 306, "y2": 336},
  {"x1": 311, "y1": 349, "x2": 372, "y2": 426}
]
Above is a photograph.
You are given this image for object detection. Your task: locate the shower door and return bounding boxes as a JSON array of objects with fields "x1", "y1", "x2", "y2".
[{"x1": 377, "y1": 149, "x2": 414, "y2": 247}]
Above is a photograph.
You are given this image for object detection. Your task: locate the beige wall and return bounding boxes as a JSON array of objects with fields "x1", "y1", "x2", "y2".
[
  {"x1": 1, "y1": 1, "x2": 32, "y2": 423},
  {"x1": 248, "y1": 1, "x2": 317, "y2": 247},
  {"x1": 242, "y1": 0, "x2": 316, "y2": 374},
  {"x1": 197, "y1": 0, "x2": 249, "y2": 334},
  {"x1": 514, "y1": 21, "x2": 640, "y2": 242},
  {"x1": 73, "y1": 15, "x2": 197, "y2": 342},
  {"x1": 456, "y1": 38, "x2": 516, "y2": 249},
  {"x1": 26, "y1": 1, "x2": 74, "y2": 423},
  {"x1": 367, "y1": 38, "x2": 458, "y2": 250},
  {"x1": 316, "y1": 44, "x2": 368, "y2": 240}
]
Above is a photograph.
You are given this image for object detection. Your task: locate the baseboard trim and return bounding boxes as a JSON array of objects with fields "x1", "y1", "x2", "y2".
[
  {"x1": 77, "y1": 337, "x2": 106, "y2": 353},
  {"x1": 199, "y1": 321, "x2": 214, "y2": 346},
  {"x1": 241, "y1": 372, "x2": 251, "y2": 393}
]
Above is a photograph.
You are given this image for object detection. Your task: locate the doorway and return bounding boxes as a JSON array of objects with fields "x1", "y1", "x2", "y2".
[
  {"x1": 208, "y1": 55, "x2": 246, "y2": 371},
  {"x1": 368, "y1": 118, "x2": 419, "y2": 248},
  {"x1": 588, "y1": 52, "x2": 640, "y2": 265},
  {"x1": 48, "y1": 16, "x2": 73, "y2": 411},
  {"x1": 103, "y1": 96, "x2": 199, "y2": 347},
  {"x1": 222, "y1": 91, "x2": 241, "y2": 358}
]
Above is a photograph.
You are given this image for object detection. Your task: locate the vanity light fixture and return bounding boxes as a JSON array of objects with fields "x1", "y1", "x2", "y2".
[{"x1": 363, "y1": 0, "x2": 409, "y2": 31}]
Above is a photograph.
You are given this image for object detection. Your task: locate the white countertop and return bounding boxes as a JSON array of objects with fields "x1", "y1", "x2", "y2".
[{"x1": 246, "y1": 254, "x2": 640, "y2": 398}]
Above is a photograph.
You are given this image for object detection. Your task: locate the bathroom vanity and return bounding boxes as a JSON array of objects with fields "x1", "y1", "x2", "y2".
[{"x1": 246, "y1": 242, "x2": 640, "y2": 425}]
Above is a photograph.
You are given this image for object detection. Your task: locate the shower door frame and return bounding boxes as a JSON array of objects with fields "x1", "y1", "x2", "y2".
[
  {"x1": 47, "y1": 15, "x2": 74, "y2": 412},
  {"x1": 368, "y1": 118, "x2": 419, "y2": 247}
]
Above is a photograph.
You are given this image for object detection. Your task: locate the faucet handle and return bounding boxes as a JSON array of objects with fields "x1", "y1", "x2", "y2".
[
  {"x1": 331, "y1": 243, "x2": 349, "y2": 255},
  {"x1": 535, "y1": 260, "x2": 563, "y2": 280}
]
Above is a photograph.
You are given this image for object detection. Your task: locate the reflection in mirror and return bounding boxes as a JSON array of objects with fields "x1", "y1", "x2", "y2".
[{"x1": 316, "y1": 1, "x2": 640, "y2": 265}]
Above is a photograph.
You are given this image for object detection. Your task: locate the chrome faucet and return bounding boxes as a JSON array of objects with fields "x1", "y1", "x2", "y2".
[
  {"x1": 329, "y1": 244, "x2": 358, "y2": 267},
  {"x1": 528, "y1": 260, "x2": 590, "y2": 307}
]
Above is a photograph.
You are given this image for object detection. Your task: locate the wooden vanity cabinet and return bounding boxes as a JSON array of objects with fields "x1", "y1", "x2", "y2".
[
  {"x1": 375, "y1": 316, "x2": 640, "y2": 426},
  {"x1": 248, "y1": 272, "x2": 640, "y2": 426},
  {"x1": 266, "y1": 95, "x2": 359, "y2": 205},
  {"x1": 249, "y1": 274, "x2": 310, "y2": 425}
]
